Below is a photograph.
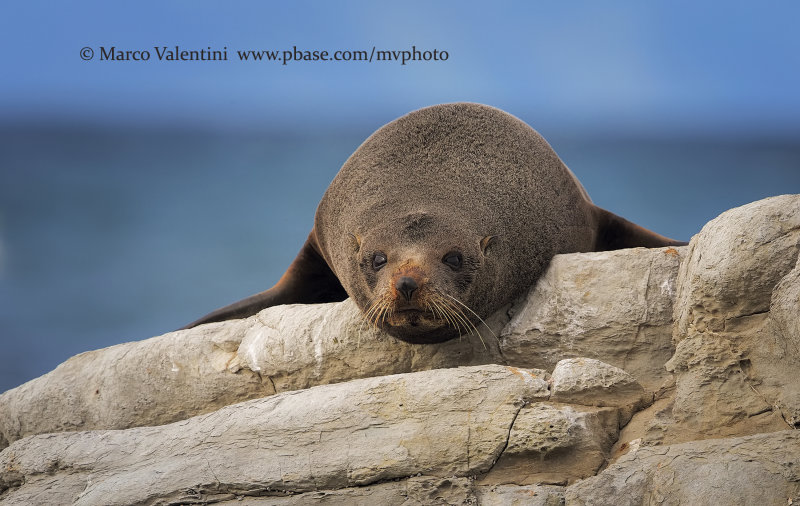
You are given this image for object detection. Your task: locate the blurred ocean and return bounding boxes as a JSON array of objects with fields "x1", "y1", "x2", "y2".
[{"x1": 1, "y1": 126, "x2": 798, "y2": 392}]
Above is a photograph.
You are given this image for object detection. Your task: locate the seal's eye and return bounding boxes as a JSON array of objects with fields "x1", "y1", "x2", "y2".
[
  {"x1": 442, "y1": 252, "x2": 463, "y2": 270},
  {"x1": 372, "y1": 252, "x2": 387, "y2": 271}
]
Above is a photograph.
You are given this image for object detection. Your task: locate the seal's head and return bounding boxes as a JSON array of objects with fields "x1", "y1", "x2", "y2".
[
  {"x1": 349, "y1": 209, "x2": 497, "y2": 343},
  {"x1": 314, "y1": 102, "x2": 601, "y2": 344}
]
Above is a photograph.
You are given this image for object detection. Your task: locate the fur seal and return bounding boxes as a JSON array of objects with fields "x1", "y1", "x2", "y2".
[{"x1": 183, "y1": 103, "x2": 686, "y2": 343}]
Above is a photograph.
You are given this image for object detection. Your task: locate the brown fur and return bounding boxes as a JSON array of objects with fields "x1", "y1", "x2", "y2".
[{"x1": 183, "y1": 103, "x2": 685, "y2": 341}]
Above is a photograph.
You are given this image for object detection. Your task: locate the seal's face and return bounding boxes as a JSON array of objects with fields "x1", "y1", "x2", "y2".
[{"x1": 351, "y1": 211, "x2": 495, "y2": 343}]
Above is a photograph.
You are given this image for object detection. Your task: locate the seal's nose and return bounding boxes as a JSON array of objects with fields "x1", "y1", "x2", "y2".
[{"x1": 395, "y1": 276, "x2": 418, "y2": 302}]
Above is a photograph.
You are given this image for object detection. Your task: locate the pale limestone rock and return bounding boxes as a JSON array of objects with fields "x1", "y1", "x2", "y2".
[
  {"x1": 475, "y1": 484, "x2": 565, "y2": 505},
  {"x1": 239, "y1": 298, "x2": 506, "y2": 393},
  {"x1": 0, "y1": 319, "x2": 271, "y2": 449},
  {"x1": 661, "y1": 195, "x2": 800, "y2": 443},
  {"x1": 0, "y1": 365, "x2": 549, "y2": 505},
  {"x1": 673, "y1": 194, "x2": 800, "y2": 337},
  {"x1": 209, "y1": 479, "x2": 566, "y2": 505},
  {"x1": 214, "y1": 477, "x2": 477, "y2": 505},
  {"x1": 565, "y1": 430, "x2": 800, "y2": 506},
  {"x1": 500, "y1": 246, "x2": 684, "y2": 390},
  {"x1": 771, "y1": 254, "x2": 800, "y2": 363},
  {"x1": 768, "y1": 255, "x2": 800, "y2": 426},
  {"x1": 0, "y1": 299, "x2": 505, "y2": 449},
  {"x1": 481, "y1": 403, "x2": 619, "y2": 485},
  {"x1": 550, "y1": 358, "x2": 649, "y2": 410},
  {"x1": 663, "y1": 333, "x2": 787, "y2": 440}
]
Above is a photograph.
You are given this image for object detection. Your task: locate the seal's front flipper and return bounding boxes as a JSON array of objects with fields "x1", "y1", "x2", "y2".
[
  {"x1": 592, "y1": 205, "x2": 689, "y2": 251},
  {"x1": 181, "y1": 231, "x2": 347, "y2": 329}
]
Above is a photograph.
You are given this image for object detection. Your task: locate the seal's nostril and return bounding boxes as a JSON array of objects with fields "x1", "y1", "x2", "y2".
[{"x1": 395, "y1": 276, "x2": 418, "y2": 302}]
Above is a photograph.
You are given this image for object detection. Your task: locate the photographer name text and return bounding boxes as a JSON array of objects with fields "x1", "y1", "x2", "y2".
[{"x1": 80, "y1": 45, "x2": 449, "y2": 65}]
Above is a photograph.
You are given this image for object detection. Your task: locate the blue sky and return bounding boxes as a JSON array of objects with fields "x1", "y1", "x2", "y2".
[{"x1": 2, "y1": 1, "x2": 799, "y2": 136}]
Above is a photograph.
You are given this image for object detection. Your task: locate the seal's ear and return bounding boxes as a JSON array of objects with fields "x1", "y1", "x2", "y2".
[
  {"x1": 480, "y1": 235, "x2": 497, "y2": 256},
  {"x1": 348, "y1": 233, "x2": 362, "y2": 253}
]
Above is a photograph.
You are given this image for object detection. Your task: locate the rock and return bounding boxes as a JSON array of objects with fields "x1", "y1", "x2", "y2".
[
  {"x1": 662, "y1": 333, "x2": 787, "y2": 441},
  {"x1": 475, "y1": 484, "x2": 565, "y2": 505},
  {"x1": 0, "y1": 365, "x2": 550, "y2": 505},
  {"x1": 211, "y1": 477, "x2": 477, "y2": 505},
  {"x1": 550, "y1": 358, "x2": 649, "y2": 410},
  {"x1": 771, "y1": 254, "x2": 800, "y2": 354},
  {"x1": 238, "y1": 298, "x2": 506, "y2": 394},
  {"x1": 481, "y1": 403, "x2": 619, "y2": 485},
  {"x1": 673, "y1": 194, "x2": 800, "y2": 336},
  {"x1": 565, "y1": 430, "x2": 800, "y2": 505},
  {"x1": 660, "y1": 195, "x2": 800, "y2": 443},
  {"x1": 0, "y1": 319, "x2": 272, "y2": 448},
  {"x1": 1, "y1": 360, "x2": 645, "y2": 504},
  {"x1": 166, "y1": 478, "x2": 566, "y2": 505},
  {"x1": 0, "y1": 299, "x2": 505, "y2": 449},
  {"x1": 500, "y1": 246, "x2": 684, "y2": 390},
  {"x1": 769, "y1": 255, "x2": 800, "y2": 426}
]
